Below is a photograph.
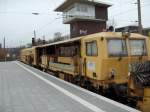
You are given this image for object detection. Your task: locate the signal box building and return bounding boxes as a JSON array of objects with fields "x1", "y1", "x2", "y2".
[{"x1": 55, "y1": 0, "x2": 111, "y2": 38}]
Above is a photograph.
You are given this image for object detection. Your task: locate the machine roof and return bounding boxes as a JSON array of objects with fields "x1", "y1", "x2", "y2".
[
  {"x1": 38, "y1": 36, "x2": 83, "y2": 48},
  {"x1": 38, "y1": 32, "x2": 147, "y2": 48}
]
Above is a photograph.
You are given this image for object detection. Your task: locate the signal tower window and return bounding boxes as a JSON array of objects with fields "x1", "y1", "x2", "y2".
[
  {"x1": 77, "y1": 4, "x2": 88, "y2": 12},
  {"x1": 86, "y1": 41, "x2": 98, "y2": 56},
  {"x1": 107, "y1": 39, "x2": 127, "y2": 57},
  {"x1": 129, "y1": 39, "x2": 147, "y2": 56}
]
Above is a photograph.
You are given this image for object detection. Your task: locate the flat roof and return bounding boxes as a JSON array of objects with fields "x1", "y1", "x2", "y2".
[
  {"x1": 116, "y1": 25, "x2": 138, "y2": 29},
  {"x1": 38, "y1": 36, "x2": 83, "y2": 48},
  {"x1": 38, "y1": 32, "x2": 147, "y2": 48},
  {"x1": 55, "y1": 0, "x2": 112, "y2": 12},
  {"x1": 144, "y1": 27, "x2": 150, "y2": 30}
]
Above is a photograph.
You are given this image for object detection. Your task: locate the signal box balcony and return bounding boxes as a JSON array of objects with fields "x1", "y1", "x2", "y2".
[{"x1": 63, "y1": 14, "x2": 106, "y2": 24}]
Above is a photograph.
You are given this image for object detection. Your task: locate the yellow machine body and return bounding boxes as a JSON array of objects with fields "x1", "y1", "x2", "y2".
[{"x1": 20, "y1": 32, "x2": 150, "y2": 112}]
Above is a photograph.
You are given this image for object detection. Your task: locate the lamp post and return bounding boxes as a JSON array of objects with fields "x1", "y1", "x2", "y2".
[{"x1": 3, "y1": 37, "x2": 7, "y2": 62}]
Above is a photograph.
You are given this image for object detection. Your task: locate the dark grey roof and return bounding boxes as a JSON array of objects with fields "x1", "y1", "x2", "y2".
[{"x1": 55, "y1": 0, "x2": 112, "y2": 11}]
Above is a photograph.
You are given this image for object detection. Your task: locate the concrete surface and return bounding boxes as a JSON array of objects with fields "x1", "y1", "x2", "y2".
[{"x1": 0, "y1": 61, "x2": 140, "y2": 112}]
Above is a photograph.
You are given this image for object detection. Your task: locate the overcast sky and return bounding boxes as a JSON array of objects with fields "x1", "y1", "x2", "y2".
[{"x1": 0, "y1": 0, "x2": 150, "y2": 47}]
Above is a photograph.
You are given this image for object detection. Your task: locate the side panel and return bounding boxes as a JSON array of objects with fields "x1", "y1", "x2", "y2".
[{"x1": 101, "y1": 58, "x2": 129, "y2": 84}]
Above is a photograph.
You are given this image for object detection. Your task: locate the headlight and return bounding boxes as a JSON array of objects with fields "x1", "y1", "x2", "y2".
[{"x1": 128, "y1": 72, "x2": 131, "y2": 77}]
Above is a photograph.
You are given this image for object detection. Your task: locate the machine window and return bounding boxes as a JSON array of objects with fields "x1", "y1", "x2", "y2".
[
  {"x1": 107, "y1": 39, "x2": 127, "y2": 57},
  {"x1": 129, "y1": 39, "x2": 147, "y2": 56},
  {"x1": 86, "y1": 41, "x2": 98, "y2": 56},
  {"x1": 59, "y1": 45, "x2": 79, "y2": 57}
]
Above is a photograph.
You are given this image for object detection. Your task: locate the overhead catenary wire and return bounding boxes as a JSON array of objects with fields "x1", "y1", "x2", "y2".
[
  {"x1": 111, "y1": 2, "x2": 150, "y2": 17},
  {"x1": 1, "y1": 0, "x2": 150, "y2": 47},
  {"x1": 0, "y1": 11, "x2": 53, "y2": 15},
  {"x1": 31, "y1": 16, "x2": 63, "y2": 39},
  {"x1": 109, "y1": 2, "x2": 149, "y2": 27},
  {"x1": 36, "y1": 1, "x2": 150, "y2": 38},
  {"x1": 35, "y1": 16, "x2": 62, "y2": 32}
]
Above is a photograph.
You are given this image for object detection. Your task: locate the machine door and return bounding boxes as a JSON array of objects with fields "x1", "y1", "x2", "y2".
[{"x1": 83, "y1": 40, "x2": 99, "y2": 79}]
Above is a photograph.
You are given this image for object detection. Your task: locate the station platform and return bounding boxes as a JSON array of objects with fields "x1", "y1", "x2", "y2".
[{"x1": 0, "y1": 61, "x2": 140, "y2": 112}]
